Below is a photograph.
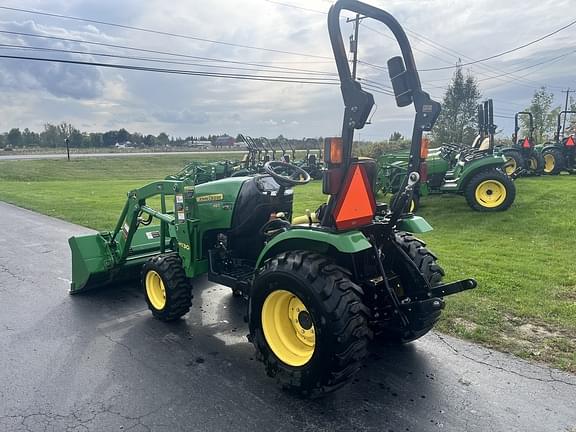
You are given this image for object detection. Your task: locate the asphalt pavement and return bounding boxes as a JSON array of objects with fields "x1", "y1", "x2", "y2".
[{"x1": 0, "y1": 201, "x2": 575, "y2": 432}]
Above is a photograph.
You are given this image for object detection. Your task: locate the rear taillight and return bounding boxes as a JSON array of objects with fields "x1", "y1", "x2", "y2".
[{"x1": 420, "y1": 137, "x2": 429, "y2": 159}]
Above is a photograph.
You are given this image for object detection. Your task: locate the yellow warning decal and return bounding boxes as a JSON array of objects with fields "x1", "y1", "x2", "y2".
[{"x1": 197, "y1": 193, "x2": 224, "y2": 202}]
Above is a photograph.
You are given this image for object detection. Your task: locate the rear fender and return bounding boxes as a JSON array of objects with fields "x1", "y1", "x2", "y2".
[
  {"x1": 255, "y1": 228, "x2": 372, "y2": 269},
  {"x1": 541, "y1": 144, "x2": 561, "y2": 153},
  {"x1": 458, "y1": 156, "x2": 507, "y2": 190}
]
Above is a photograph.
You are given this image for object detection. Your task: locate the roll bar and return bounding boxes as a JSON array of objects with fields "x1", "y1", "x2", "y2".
[
  {"x1": 513, "y1": 112, "x2": 534, "y2": 142},
  {"x1": 327, "y1": 0, "x2": 440, "y2": 177},
  {"x1": 556, "y1": 110, "x2": 576, "y2": 140}
]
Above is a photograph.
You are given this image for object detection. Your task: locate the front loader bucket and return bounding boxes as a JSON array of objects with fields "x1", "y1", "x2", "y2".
[{"x1": 68, "y1": 233, "x2": 140, "y2": 294}]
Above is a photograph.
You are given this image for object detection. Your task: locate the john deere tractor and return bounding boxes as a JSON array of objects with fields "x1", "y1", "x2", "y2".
[
  {"x1": 541, "y1": 110, "x2": 576, "y2": 175},
  {"x1": 68, "y1": 0, "x2": 476, "y2": 397},
  {"x1": 377, "y1": 99, "x2": 516, "y2": 212},
  {"x1": 499, "y1": 111, "x2": 544, "y2": 176}
]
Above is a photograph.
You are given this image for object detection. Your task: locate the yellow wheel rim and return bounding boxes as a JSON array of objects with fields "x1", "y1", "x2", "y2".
[
  {"x1": 145, "y1": 270, "x2": 166, "y2": 310},
  {"x1": 475, "y1": 180, "x2": 507, "y2": 208},
  {"x1": 261, "y1": 290, "x2": 315, "y2": 367},
  {"x1": 544, "y1": 154, "x2": 555, "y2": 173},
  {"x1": 505, "y1": 157, "x2": 516, "y2": 175},
  {"x1": 529, "y1": 157, "x2": 537, "y2": 170}
]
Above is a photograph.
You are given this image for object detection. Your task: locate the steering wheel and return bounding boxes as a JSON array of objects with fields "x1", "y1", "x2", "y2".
[{"x1": 264, "y1": 161, "x2": 311, "y2": 187}]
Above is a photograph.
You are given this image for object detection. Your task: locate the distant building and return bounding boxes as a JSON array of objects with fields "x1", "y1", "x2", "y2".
[
  {"x1": 189, "y1": 140, "x2": 211, "y2": 149},
  {"x1": 214, "y1": 136, "x2": 235, "y2": 147}
]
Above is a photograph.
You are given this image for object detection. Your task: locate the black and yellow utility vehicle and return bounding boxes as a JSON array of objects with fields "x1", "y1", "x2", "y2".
[
  {"x1": 541, "y1": 110, "x2": 576, "y2": 175},
  {"x1": 68, "y1": 0, "x2": 476, "y2": 397}
]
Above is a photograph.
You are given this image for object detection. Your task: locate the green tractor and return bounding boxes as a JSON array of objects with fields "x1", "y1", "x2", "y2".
[
  {"x1": 540, "y1": 110, "x2": 576, "y2": 175},
  {"x1": 68, "y1": 0, "x2": 476, "y2": 396},
  {"x1": 377, "y1": 99, "x2": 516, "y2": 212},
  {"x1": 498, "y1": 111, "x2": 544, "y2": 176}
]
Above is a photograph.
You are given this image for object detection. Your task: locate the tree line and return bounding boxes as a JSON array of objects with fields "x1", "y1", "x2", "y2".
[{"x1": 0, "y1": 124, "x2": 237, "y2": 149}]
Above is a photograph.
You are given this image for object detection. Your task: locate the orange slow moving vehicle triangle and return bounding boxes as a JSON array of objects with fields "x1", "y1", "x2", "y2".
[
  {"x1": 333, "y1": 164, "x2": 376, "y2": 230},
  {"x1": 522, "y1": 138, "x2": 531, "y2": 148},
  {"x1": 565, "y1": 136, "x2": 575, "y2": 147}
]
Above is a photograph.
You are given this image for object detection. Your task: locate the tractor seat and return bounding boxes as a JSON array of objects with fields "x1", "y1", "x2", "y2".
[{"x1": 477, "y1": 137, "x2": 491, "y2": 151}]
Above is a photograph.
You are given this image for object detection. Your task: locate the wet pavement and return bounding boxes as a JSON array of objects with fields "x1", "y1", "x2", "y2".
[{"x1": 1, "y1": 201, "x2": 575, "y2": 432}]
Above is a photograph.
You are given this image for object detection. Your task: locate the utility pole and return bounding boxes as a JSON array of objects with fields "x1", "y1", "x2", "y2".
[
  {"x1": 561, "y1": 88, "x2": 575, "y2": 137},
  {"x1": 65, "y1": 138, "x2": 70, "y2": 161},
  {"x1": 346, "y1": 14, "x2": 366, "y2": 80}
]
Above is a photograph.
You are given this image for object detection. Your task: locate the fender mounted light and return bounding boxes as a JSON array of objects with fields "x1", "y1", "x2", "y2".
[
  {"x1": 420, "y1": 137, "x2": 430, "y2": 159},
  {"x1": 325, "y1": 137, "x2": 343, "y2": 165}
]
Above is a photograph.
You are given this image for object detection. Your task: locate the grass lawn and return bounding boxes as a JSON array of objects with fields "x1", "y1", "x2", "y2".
[{"x1": 1, "y1": 156, "x2": 575, "y2": 372}]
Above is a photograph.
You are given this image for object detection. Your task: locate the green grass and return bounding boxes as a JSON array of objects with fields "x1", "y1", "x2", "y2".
[{"x1": 0, "y1": 156, "x2": 575, "y2": 372}]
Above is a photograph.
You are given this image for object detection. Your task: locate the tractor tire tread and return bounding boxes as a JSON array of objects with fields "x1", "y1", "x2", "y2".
[
  {"x1": 251, "y1": 251, "x2": 371, "y2": 397},
  {"x1": 464, "y1": 168, "x2": 516, "y2": 212},
  {"x1": 142, "y1": 253, "x2": 192, "y2": 321}
]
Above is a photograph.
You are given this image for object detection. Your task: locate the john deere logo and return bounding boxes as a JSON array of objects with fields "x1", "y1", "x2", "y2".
[{"x1": 197, "y1": 193, "x2": 224, "y2": 202}]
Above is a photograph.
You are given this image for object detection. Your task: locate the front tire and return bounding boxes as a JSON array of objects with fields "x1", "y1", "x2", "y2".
[
  {"x1": 502, "y1": 149, "x2": 525, "y2": 176},
  {"x1": 527, "y1": 151, "x2": 545, "y2": 175},
  {"x1": 464, "y1": 168, "x2": 516, "y2": 212},
  {"x1": 142, "y1": 254, "x2": 192, "y2": 321},
  {"x1": 250, "y1": 251, "x2": 371, "y2": 397}
]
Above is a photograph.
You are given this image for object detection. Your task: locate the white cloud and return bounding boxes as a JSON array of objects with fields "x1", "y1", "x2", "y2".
[{"x1": 0, "y1": 0, "x2": 574, "y2": 138}]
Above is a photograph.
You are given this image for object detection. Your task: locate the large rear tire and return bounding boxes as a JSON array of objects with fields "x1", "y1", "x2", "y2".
[
  {"x1": 142, "y1": 254, "x2": 192, "y2": 321},
  {"x1": 542, "y1": 147, "x2": 564, "y2": 175},
  {"x1": 464, "y1": 168, "x2": 516, "y2": 212},
  {"x1": 250, "y1": 251, "x2": 371, "y2": 397},
  {"x1": 378, "y1": 232, "x2": 445, "y2": 344}
]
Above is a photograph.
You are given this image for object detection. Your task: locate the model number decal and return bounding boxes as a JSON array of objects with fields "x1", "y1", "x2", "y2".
[
  {"x1": 178, "y1": 242, "x2": 191, "y2": 250},
  {"x1": 196, "y1": 193, "x2": 224, "y2": 202}
]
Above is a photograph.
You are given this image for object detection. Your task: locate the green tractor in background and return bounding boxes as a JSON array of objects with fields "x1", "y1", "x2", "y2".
[
  {"x1": 67, "y1": 0, "x2": 476, "y2": 397},
  {"x1": 540, "y1": 110, "x2": 576, "y2": 175},
  {"x1": 297, "y1": 138, "x2": 324, "y2": 180},
  {"x1": 377, "y1": 99, "x2": 516, "y2": 212},
  {"x1": 498, "y1": 111, "x2": 544, "y2": 176}
]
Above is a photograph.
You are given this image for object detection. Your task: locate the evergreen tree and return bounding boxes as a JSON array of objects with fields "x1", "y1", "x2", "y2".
[{"x1": 433, "y1": 66, "x2": 481, "y2": 145}]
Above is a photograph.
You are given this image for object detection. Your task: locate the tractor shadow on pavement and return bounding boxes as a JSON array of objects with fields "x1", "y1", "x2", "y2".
[{"x1": 66, "y1": 276, "x2": 443, "y2": 431}]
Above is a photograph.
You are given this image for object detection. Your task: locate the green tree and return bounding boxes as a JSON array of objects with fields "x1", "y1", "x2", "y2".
[
  {"x1": 523, "y1": 87, "x2": 560, "y2": 144},
  {"x1": 389, "y1": 131, "x2": 403, "y2": 142},
  {"x1": 7, "y1": 128, "x2": 22, "y2": 147},
  {"x1": 41, "y1": 124, "x2": 60, "y2": 147},
  {"x1": 433, "y1": 66, "x2": 481, "y2": 145},
  {"x1": 566, "y1": 98, "x2": 576, "y2": 136},
  {"x1": 157, "y1": 132, "x2": 170, "y2": 145}
]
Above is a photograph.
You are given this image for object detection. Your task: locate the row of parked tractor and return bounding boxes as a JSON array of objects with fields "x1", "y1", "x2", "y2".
[
  {"x1": 376, "y1": 101, "x2": 576, "y2": 213},
  {"x1": 175, "y1": 134, "x2": 324, "y2": 184}
]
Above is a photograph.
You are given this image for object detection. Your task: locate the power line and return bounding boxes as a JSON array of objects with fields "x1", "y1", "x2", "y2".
[
  {"x1": 0, "y1": 53, "x2": 341, "y2": 85},
  {"x1": 0, "y1": 29, "x2": 337, "y2": 76},
  {"x1": 419, "y1": 17, "x2": 576, "y2": 72},
  {"x1": 0, "y1": 5, "x2": 334, "y2": 60},
  {"x1": 0, "y1": 42, "x2": 337, "y2": 77}
]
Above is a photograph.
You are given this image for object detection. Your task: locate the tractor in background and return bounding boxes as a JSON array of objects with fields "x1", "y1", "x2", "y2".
[
  {"x1": 67, "y1": 0, "x2": 477, "y2": 397},
  {"x1": 498, "y1": 111, "x2": 544, "y2": 176},
  {"x1": 541, "y1": 110, "x2": 576, "y2": 175},
  {"x1": 377, "y1": 99, "x2": 516, "y2": 212}
]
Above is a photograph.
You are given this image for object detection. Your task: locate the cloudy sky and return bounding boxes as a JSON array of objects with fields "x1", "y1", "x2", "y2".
[{"x1": 0, "y1": 0, "x2": 574, "y2": 140}]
